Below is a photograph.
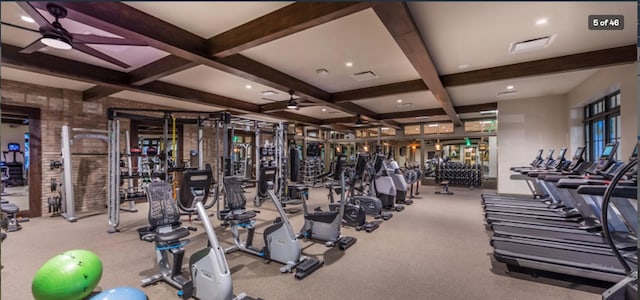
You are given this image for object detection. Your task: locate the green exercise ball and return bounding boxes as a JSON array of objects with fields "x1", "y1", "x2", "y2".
[{"x1": 32, "y1": 249, "x2": 103, "y2": 300}]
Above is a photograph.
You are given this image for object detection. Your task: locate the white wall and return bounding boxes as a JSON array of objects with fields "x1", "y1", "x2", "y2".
[
  {"x1": 497, "y1": 95, "x2": 569, "y2": 194},
  {"x1": 488, "y1": 136, "x2": 497, "y2": 178},
  {"x1": 0, "y1": 123, "x2": 28, "y2": 163},
  {"x1": 567, "y1": 63, "x2": 637, "y2": 158}
]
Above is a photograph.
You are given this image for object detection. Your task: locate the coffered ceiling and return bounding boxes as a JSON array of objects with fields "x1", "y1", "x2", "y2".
[{"x1": 1, "y1": 2, "x2": 636, "y2": 132}]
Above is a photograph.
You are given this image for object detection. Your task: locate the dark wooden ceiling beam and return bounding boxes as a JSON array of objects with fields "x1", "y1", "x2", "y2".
[
  {"x1": 265, "y1": 111, "x2": 321, "y2": 126},
  {"x1": 455, "y1": 103, "x2": 498, "y2": 114},
  {"x1": 373, "y1": 2, "x2": 461, "y2": 126},
  {"x1": 440, "y1": 45, "x2": 637, "y2": 87},
  {"x1": 379, "y1": 108, "x2": 445, "y2": 120},
  {"x1": 208, "y1": 2, "x2": 371, "y2": 58},
  {"x1": 83, "y1": 86, "x2": 122, "y2": 102},
  {"x1": 320, "y1": 117, "x2": 358, "y2": 125},
  {"x1": 333, "y1": 79, "x2": 428, "y2": 103},
  {"x1": 322, "y1": 124, "x2": 354, "y2": 132},
  {"x1": 128, "y1": 55, "x2": 197, "y2": 86}
]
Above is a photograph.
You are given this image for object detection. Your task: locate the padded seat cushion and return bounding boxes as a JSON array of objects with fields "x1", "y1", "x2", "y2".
[
  {"x1": 306, "y1": 211, "x2": 338, "y2": 223},
  {"x1": 228, "y1": 210, "x2": 257, "y2": 221},
  {"x1": 155, "y1": 227, "x2": 190, "y2": 243},
  {"x1": 1, "y1": 203, "x2": 19, "y2": 214}
]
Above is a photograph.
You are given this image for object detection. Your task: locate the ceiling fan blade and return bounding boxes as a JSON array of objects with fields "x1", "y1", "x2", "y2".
[
  {"x1": 72, "y1": 34, "x2": 148, "y2": 46},
  {"x1": 16, "y1": 2, "x2": 52, "y2": 29},
  {"x1": 0, "y1": 21, "x2": 40, "y2": 33},
  {"x1": 73, "y1": 43, "x2": 131, "y2": 68},
  {"x1": 20, "y1": 39, "x2": 47, "y2": 54}
]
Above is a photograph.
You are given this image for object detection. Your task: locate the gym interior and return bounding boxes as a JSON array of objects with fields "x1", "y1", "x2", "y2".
[{"x1": 0, "y1": 2, "x2": 638, "y2": 300}]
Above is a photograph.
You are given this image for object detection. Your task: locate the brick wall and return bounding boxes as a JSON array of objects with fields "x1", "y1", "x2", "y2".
[{"x1": 1, "y1": 79, "x2": 219, "y2": 217}]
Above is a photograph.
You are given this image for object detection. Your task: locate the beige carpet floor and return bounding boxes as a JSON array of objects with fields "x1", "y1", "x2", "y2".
[{"x1": 1, "y1": 185, "x2": 605, "y2": 299}]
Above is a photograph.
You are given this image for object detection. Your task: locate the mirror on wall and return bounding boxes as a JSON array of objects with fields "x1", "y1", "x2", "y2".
[{"x1": 1, "y1": 115, "x2": 30, "y2": 212}]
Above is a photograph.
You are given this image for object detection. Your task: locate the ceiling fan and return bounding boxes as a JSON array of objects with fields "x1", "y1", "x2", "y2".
[
  {"x1": 260, "y1": 89, "x2": 317, "y2": 110},
  {"x1": 1, "y1": 2, "x2": 148, "y2": 68}
]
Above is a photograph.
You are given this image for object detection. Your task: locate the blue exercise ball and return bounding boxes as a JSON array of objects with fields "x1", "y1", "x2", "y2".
[{"x1": 89, "y1": 286, "x2": 147, "y2": 300}]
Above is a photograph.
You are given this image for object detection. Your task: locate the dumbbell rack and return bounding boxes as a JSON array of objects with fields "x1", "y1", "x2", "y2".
[
  {"x1": 435, "y1": 162, "x2": 482, "y2": 188},
  {"x1": 301, "y1": 157, "x2": 324, "y2": 187}
]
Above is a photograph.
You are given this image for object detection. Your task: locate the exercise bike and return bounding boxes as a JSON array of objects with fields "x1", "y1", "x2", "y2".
[
  {"x1": 139, "y1": 169, "x2": 257, "y2": 300},
  {"x1": 220, "y1": 169, "x2": 323, "y2": 280}
]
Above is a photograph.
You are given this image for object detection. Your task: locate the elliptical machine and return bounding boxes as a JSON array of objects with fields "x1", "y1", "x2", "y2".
[
  {"x1": 139, "y1": 169, "x2": 256, "y2": 300},
  {"x1": 371, "y1": 153, "x2": 404, "y2": 212},
  {"x1": 387, "y1": 157, "x2": 413, "y2": 205},
  {"x1": 338, "y1": 153, "x2": 392, "y2": 220},
  {"x1": 298, "y1": 164, "x2": 357, "y2": 249},
  {"x1": 325, "y1": 155, "x2": 380, "y2": 232}
]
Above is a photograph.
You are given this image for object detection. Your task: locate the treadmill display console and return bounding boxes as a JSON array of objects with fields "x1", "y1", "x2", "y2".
[
  {"x1": 557, "y1": 148, "x2": 567, "y2": 160},
  {"x1": 7, "y1": 143, "x2": 20, "y2": 152},
  {"x1": 572, "y1": 147, "x2": 585, "y2": 160},
  {"x1": 596, "y1": 143, "x2": 619, "y2": 172}
]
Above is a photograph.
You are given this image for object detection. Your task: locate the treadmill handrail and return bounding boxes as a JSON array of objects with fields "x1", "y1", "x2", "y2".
[{"x1": 600, "y1": 159, "x2": 637, "y2": 275}]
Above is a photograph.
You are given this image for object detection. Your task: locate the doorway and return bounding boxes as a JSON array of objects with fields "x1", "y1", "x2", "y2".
[{"x1": 1, "y1": 104, "x2": 41, "y2": 218}]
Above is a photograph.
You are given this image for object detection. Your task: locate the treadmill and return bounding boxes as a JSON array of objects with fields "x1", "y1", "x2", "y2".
[
  {"x1": 482, "y1": 149, "x2": 556, "y2": 202},
  {"x1": 483, "y1": 147, "x2": 573, "y2": 210},
  {"x1": 490, "y1": 157, "x2": 637, "y2": 283},
  {"x1": 491, "y1": 148, "x2": 637, "y2": 250},
  {"x1": 485, "y1": 144, "x2": 620, "y2": 228},
  {"x1": 482, "y1": 148, "x2": 586, "y2": 213}
]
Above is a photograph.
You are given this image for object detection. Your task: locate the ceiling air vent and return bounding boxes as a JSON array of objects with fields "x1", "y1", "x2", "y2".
[
  {"x1": 351, "y1": 71, "x2": 378, "y2": 82},
  {"x1": 509, "y1": 35, "x2": 554, "y2": 54},
  {"x1": 497, "y1": 90, "x2": 518, "y2": 98},
  {"x1": 397, "y1": 102, "x2": 414, "y2": 108}
]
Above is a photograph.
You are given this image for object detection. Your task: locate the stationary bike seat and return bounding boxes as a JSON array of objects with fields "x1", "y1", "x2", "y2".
[
  {"x1": 154, "y1": 227, "x2": 190, "y2": 243},
  {"x1": 307, "y1": 211, "x2": 338, "y2": 223},
  {"x1": 1, "y1": 203, "x2": 19, "y2": 214},
  {"x1": 228, "y1": 210, "x2": 257, "y2": 221}
]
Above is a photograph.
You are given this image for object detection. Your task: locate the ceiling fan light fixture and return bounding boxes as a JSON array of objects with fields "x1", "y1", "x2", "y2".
[
  {"x1": 286, "y1": 100, "x2": 298, "y2": 109},
  {"x1": 41, "y1": 35, "x2": 72, "y2": 50}
]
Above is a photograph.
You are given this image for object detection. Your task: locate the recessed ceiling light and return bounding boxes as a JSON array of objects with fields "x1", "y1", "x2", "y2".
[
  {"x1": 428, "y1": 124, "x2": 439, "y2": 127},
  {"x1": 397, "y1": 99, "x2": 402, "y2": 103},
  {"x1": 345, "y1": 62, "x2": 353, "y2": 67},
  {"x1": 245, "y1": 84, "x2": 252, "y2": 89},
  {"x1": 322, "y1": 108, "x2": 327, "y2": 112},
  {"x1": 506, "y1": 85, "x2": 514, "y2": 90},
  {"x1": 536, "y1": 18, "x2": 548, "y2": 25},
  {"x1": 381, "y1": 127, "x2": 389, "y2": 131},
  {"x1": 458, "y1": 64, "x2": 470, "y2": 69},
  {"x1": 20, "y1": 16, "x2": 35, "y2": 23},
  {"x1": 415, "y1": 127, "x2": 419, "y2": 130}
]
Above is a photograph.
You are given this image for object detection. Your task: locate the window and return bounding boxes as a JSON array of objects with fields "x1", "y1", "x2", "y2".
[
  {"x1": 464, "y1": 119, "x2": 497, "y2": 133},
  {"x1": 403, "y1": 125, "x2": 421, "y2": 136},
  {"x1": 584, "y1": 91, "x2": 621, "y2": 161},
  {"x1": 422, "y1": 122, "x2": 454, "y2": 135}
]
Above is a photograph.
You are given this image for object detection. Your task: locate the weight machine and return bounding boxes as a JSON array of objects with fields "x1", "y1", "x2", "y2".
[
  {"x1": 50, "y1": 125, "x2": 111, "y2": 222},
  {"x1": 106, "y1": 108, "x2": 213, "y2": 233}
]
